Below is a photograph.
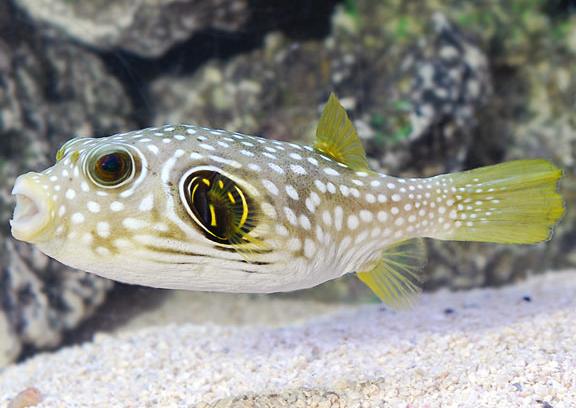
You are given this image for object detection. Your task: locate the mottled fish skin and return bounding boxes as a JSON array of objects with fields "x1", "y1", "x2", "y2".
[{"x1": 10, "y1": 124, "x2": 455, "y2": 293}]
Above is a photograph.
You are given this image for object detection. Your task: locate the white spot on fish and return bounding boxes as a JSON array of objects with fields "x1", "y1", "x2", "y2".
[
  {"x1": 87, "y1": 201, "x2": 100, "y2": 213},
  {"x1": 360, "y1": 210, "x2": 373, "y2": 222},
  {"x1": 285, "y1": 185, "x2": 299, "y2": 200},
  {"x1": 299, "y1": 214, "x2": 311, "y2": 230},
  {"x1": 268, "y1": 163, "x2": 284, "y2": 174},
  {"x1": 95, "y1": 247, "x2": 111, "y2": 256},
  {"x1": 139, "y1": 194, "x2": 154, "y2": 212},
  {"x1": 123, "y1": 218, "x2": 148, "y2": 230},
  {"x1": 262, "y1": 180, "x2": 279, "y2": 196},
  {"x1": 324, "y1": 168, "x2": 340, "y2": 176},
  {"x1": 314, "y1": 180, "x2": 326, "y2": 193},
  {"x1": 334, "y1": 206, "x2": 344, "y2": 231},
  {"x1": 290, "y1": 164, "x2": 307, "y2": 175},
  {"x1": 82, "y1": 233, "x2": 93, "y2": 245},
  {"x1": 283, "y1": 207, "x2": 297, "y2": 226},
  {"x1": 304, "y1": 239, "x2": 316, "y2": 258},
  {"x1": 199, "y1": 143, "x2": 215, "y2": 151},
  {"x1": 65, "y1": 189, "x2": 76, "y2": 200},
  {"x1": 377, "y1": 211, "x2": 388, "y2": 222},
  {"x1": 307, "y1": 157, "x2": 319, "y2": 166},
  {"x1": 71, "y1": 212, "x2": 85, "y2": 224},
  {"x1": 347, "y1": 215, "x2": 359, "y2": 230},
  {"x1": 276, "y1": 225, "x2": 289, "y2": 236},
  {"x1": 287, "y1": 238, "x2": 302, "y2": 251},
  {"x1": 110, "y1": 201, "x2": 125, "y2": 212},
  {"x1": 322, "y1": 210, "x2": 332, "y2": 226},
  {"x1": 96, "y1": 222, "x2": 111, "y2": 238},
  {"x1": 147, "y1": 145, "x2": 159, "y2": 155},
  {"x1": 326, "y1": 182, "x2": 336, "y2": 194}
]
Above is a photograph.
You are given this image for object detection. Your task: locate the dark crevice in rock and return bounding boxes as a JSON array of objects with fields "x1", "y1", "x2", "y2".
[
  {"x1": 98, "y1": 29, "x2": 266, "y2": 126},
  {"x1": 543, "y1": 0, "x2": 576, "y2": 18},
  {"x1": 97, "y1": 0, "x2": 340, "y2": 126},
  {"x1": 461, "y1": 62, "x2": 525, "y2": 171},
  {"x1": 248, "y1": 0, "x2": 339, "y2": 40},
  {"x1": 0, "y1": 1, "x2": 34, "y2": 46},
  {"x1": 17, "y1": 283, "x2": 168, "y2": 363}
]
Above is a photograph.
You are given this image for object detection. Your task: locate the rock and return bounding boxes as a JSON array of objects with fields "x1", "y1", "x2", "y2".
[
  {"x1": 398, "y1": 12, "x2": 491, "y2": 163},
  {"x1": 14, "y1": 0, "x2": 250, "y2": 58},
  {"x1": 0, "y1": 312, "x2": 20, "y2": 367},
  {"x1": 13, "y1": 0, "x2": 339, "y2": 58},
  {"x1": 7, "y1": 387, "x2": 42, "y2": 408},
  {"x1": 0, "y1": 0, "x2": 133, "y2": 364}
]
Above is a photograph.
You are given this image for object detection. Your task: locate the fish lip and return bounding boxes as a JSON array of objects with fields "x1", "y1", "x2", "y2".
[{"x1": 10, "y1": 174, "x2": 54, "y2": 243}]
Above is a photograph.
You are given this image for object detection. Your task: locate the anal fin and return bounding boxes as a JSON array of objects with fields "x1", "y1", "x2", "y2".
[{"x1": 357, "y1": 238, "x2": 427, "y2": 309}]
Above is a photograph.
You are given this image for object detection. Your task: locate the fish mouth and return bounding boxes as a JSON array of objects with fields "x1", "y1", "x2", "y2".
[{"x1": 10, "y1": 174, "x2": 54, "y2": 243}]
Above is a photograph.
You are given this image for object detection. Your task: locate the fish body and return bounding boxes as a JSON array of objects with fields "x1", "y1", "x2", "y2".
[{"x1": 10, "y1": 94, "x2": 564, "y2": 306}]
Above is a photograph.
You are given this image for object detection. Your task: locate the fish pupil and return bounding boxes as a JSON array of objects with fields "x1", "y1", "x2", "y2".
[
  {"x1": 100, "y1": 154, "x2": 122, "y2": 173},
  {"x1": 94, "y1": 152, "x2": 132, "y2": 185}
]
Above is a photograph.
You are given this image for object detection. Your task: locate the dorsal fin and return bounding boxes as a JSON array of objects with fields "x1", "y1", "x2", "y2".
[
  {"x1": 357, "y1": 239, "x2": 427, "y2": 309},
  {"x1": 314, "y1": 93, "x2": 371, "y2": 171}
]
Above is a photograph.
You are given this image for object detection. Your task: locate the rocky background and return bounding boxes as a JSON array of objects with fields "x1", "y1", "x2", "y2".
[{"x1": 0, "y1": 0, "x2": 574, "y2": 365}]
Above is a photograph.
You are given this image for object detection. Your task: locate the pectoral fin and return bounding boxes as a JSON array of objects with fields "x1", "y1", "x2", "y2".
[
  {"x1": 357, "y1": 239, "x2": 427, "y2": 309},
  {"x1": 314, "y1": 93, "x2": 371, "y2": 172}
]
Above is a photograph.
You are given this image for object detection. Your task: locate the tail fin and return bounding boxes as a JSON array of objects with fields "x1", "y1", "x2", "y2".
[{"x1": 434, "y1": 160, "x2": 564, "y2": 244}]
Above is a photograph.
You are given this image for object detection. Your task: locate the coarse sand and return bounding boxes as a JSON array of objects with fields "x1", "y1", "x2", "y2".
[{"x1": 0, "y1": 271, "x2": 575, "y2": 407}]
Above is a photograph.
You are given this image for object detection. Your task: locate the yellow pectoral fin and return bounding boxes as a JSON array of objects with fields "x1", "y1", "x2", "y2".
[
  {"x1": 357, "y1": 238, "x2": 427, "y2": 309},
  {"x1": 314, "y1": 93, "x2": 371, "y2": 172}
]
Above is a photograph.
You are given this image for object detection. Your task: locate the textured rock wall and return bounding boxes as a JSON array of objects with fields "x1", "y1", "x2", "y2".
[{"x1": 0, "y1": 0, "x2": 133, "y2": 364}]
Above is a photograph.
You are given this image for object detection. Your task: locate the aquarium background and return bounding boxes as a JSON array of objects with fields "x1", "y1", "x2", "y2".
[{"x1": 0, "y1": 0, "x2": 574, "y2": 366}]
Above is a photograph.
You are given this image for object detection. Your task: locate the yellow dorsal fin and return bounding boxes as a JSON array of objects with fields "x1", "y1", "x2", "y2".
[
  {"x1": 357, "y1": 239, "x2": 427, "y2": 309},
  {"x1": 314, "y1": 93, "x2": 370, "y2": 171}
]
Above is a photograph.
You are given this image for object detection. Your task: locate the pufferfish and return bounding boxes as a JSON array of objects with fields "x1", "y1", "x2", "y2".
[{"x1": 10, "y1": 94, "x2": 564, "y2": 307}]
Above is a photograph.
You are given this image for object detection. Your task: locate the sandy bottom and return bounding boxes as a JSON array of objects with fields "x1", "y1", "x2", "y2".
[{"x1": 0, "y1": 271, "x2": 574, "y2": 407}]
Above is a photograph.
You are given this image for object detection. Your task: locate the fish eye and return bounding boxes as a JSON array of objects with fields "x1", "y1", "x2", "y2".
[
  {"x1": 181, "y1": 170, "x2": 256, "y2": 245},
  {"x1": 86, "y1": 146, "x2": 136, "y2": 188}
]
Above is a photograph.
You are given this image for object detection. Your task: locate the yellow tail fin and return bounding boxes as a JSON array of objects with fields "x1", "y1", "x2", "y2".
[{"x1": 434, "y1": 160, "x2": 564, "y2": 244}]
